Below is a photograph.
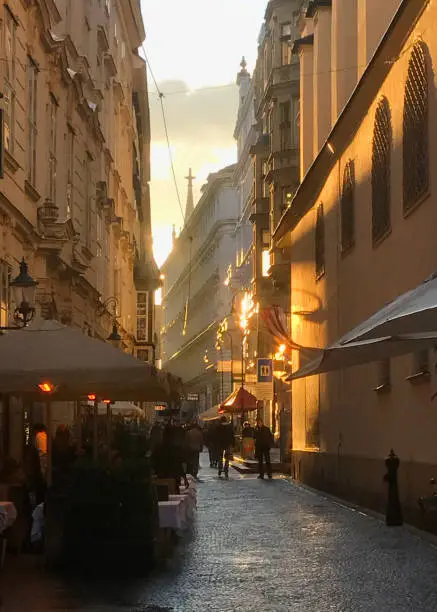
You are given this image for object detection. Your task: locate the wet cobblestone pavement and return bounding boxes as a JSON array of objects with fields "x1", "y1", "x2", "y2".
[{"x1": 3, "y1": 453, "x2": 437, "y2": 611}]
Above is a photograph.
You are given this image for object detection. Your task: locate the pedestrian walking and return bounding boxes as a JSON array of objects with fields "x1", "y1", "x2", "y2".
[
  {"x1": 205, "y1": 422, "x2": 220, "y2": 467},
  {"x1": 185, "y1": 420, "x2": 203, "y2": 479},
  {"x1": 254, "y1": 419, "x2": 274, "y2": 479},
  {"x1": 241, "y1": 421, "x2": 255, "y2": 459},
  {"x1": 216, "y1": 416, "x2": 234, "y2": 479}
]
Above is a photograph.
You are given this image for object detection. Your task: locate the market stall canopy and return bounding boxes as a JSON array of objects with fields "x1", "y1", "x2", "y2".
[
  {"x1": 0, "y1": 319, "x2": 172, "y2": 401},
  {"x1": 288, "y1": 333, "x2": 437, "y2": 381},
  {"x1": 220, "y1": 386, "x2": 258, "y2": 414},
  {"x1": 339, "y1": 274, "x2": 437, "y2": 344},
  {"x1": 198, "y1": 404, "x2": 224, "y2": 422}
]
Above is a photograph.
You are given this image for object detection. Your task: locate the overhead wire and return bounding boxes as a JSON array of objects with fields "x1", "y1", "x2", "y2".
[
  {"x1": 141, "y1": 44, "x2": 185, "y2": 225},
  {"x1": 141, "y1": 44, "x2": 196, "y2": 338}
]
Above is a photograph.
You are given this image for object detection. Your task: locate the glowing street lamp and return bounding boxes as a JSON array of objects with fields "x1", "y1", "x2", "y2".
[{"x1": 10, "y1": 259, "x2": 38, "y2": 327}]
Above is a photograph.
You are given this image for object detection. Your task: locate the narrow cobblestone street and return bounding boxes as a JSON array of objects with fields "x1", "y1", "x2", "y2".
[{"x1": 3, "y1": 454, "x2": 437, "y2": 611}]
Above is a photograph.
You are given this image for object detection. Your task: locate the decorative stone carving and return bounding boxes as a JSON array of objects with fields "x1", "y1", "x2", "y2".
[{"x1": 38, "y1": 198, "x2": 60, "y2": 223}]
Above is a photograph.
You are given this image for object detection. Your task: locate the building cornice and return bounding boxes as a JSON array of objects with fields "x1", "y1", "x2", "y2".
[
  {"x1": 166, "y1": 320, "x2": 218, "y2": 363},
  {"x1": 305, "y1": 0, "x2": 332, "y2": 19},
  {"x1": 120, "y1": 0, "x2": 146, "y2": 49},
  {"x1": 292, "y1": 34, "x2": 314, "y2": 54},
  {"x1": 274, "y1": 0, "x2": 426, "y2": 245},
  {"x1": 175, "y1": 166, "x2": 236, "y2": 241},
  {"x1": 163, "y1": 220, "x2": 237, "y2": 301}
]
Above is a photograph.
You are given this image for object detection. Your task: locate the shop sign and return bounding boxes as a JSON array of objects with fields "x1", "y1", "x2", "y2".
[{"x1": 257, "y1": 358, "x2": 273, "y2": 383}]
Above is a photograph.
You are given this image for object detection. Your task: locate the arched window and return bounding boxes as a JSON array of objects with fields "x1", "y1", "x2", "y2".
[
  {"x1": 372, "y1": 97, "x2": 392, "y2": 244},
  {"x1": 315, "y1": 203, "x2": 325, "y2": 279},
  {"x1": 341, "y1": 161, "x2": 355, "y2": 253},
  {"x1": 403, "y1": 42, "x2": 429, "y2": 213}
]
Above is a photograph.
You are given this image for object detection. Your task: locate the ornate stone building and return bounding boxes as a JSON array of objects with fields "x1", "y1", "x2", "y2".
[
  {"x1": 161, "y1": 167, "x2": 239, "y2": 413},
  {"x1": 0, "y1": 0, "x2": 158, "y2": 350},
  {"x1": 251, "y1": 0, "x2": 304, "y2": 308},
  {"x1": 0, "y1": 0, "x2": 159, "y2": 455},
  {"x1": 235, "y1": 0, "x2": 304, "y2": 444}
]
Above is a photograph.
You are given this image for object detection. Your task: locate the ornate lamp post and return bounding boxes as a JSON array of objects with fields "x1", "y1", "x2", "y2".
[
  {"x1": 97, "y1": 296, "x2": 122, "y2": 349},
  {"x1": 1, "y1": 258, "x2": 39, "y2": 329}
]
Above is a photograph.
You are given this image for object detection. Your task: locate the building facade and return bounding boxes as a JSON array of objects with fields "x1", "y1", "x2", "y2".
[
  {"x1": 161, "y1": 166, "x2": 239, "y2": 414},
  {"x1": 0, "y1": 0, "x2": 158, "y2": 457},
  {"x1": 232, "y1": 58, "x2": 255, "y2": 293},
  {"x1": 231, "y1": 0, "x2": 304, "y2": 449},
  {"x1": 251, "y1": 0, "x2": 304, "y2": 307},
  {"x1": 274, "y1": 0, "x2": 435, "y2": 524}
]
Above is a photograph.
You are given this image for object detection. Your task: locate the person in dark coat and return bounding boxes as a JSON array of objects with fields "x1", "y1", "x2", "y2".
[
  {"x1": 205, "y1": 423, "x2": 220, "y2": 468},
  {"x1": 185, "y1": 421, "x2": 203, "y2": 479},
  {"x1": 254, "y1": 419, "x2": 274, "y2": 479},
  {"x1": 153, "y1": 421, "x2": 188, "y2": 492},
  {"x1": 215, "y1": 416, "x2": 234, "y2": 479},
  {"x1": 52, "y1": 425, "x2": 76, "y2": 486}
]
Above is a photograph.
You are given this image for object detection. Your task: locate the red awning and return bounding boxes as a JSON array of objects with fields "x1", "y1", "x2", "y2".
[{"x1": 220, "y1": 386, "x2": 258, "y2": 414}]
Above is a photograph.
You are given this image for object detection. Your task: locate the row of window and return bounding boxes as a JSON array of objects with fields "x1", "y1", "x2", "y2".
[{"x1": 315, "y1": 42, "x2": 429, "y2": 274}]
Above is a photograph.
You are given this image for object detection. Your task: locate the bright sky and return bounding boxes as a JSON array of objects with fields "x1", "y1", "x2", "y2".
[{"x1": 140, "y1": 0, "x2": 267, "y2": 266}]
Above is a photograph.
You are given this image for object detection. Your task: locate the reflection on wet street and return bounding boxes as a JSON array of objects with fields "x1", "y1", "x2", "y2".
[{"x1": 3, "y1": 453, "x2": 437, "y2": 611}]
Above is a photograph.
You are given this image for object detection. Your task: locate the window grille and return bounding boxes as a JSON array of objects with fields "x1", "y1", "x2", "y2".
[
  {"x1": 136, "y1": 292, "x2": 149, "y2": 342},
  {"x1": 137, "y1": 348, "x2": 150, "y2": 363},
  {"x1": 341, "y1": 161, "x2": 355, "y2": 253},
  {"x1": 371, "y1": 98, "x2": 392, "y2": 243},
  {"x1": 403, "y1": 43, "x2": 429, "y2": 213},
  {"x1": 315, "y1": 203, "x2": 325, "y2": 279}
]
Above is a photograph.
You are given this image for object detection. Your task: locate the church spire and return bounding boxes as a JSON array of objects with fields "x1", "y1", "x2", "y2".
[
  {"x1": 185, "y1": 168, "x2": 196, "y2": 222},
  {"x1": 237, "y1": 56, "x2": 248, "y2": 85}
]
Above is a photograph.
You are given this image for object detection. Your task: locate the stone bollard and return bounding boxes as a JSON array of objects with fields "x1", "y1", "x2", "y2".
[{"x1": 383, "y1": 449, "x2": 403, "y2": 526}]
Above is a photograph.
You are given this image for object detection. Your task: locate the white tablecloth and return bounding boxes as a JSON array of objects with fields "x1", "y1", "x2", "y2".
[
  {"x1": 169, "y1": 494, "x2": 196, "y2": 522},
  {"x1": 158, "y1": 499, "x2": 184, "y2": 530},
  {"x1": 179, "y1": 485, "x2": 197, "y2": 507},
  {"x1": 0, "y1": 502, "x2": 17, "y2": 535}
]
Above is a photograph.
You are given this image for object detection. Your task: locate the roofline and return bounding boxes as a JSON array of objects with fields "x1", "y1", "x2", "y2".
[
  {"x1": 273, "y1": 0, "x2": 428, "y2": 244},
  {"x1": 123, "y1": 0, "x2": 146, "y2": 48}
]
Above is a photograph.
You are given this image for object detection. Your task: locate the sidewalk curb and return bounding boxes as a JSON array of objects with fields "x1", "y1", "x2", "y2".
[{"x1": 284, "y1": 477, "x2": 437, "y2": 550}]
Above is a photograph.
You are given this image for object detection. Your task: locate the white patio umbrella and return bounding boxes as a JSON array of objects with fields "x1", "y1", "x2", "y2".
[
  {"x1": 339, "y1": 274, "x2": 437, "y2": 344},
  {"x1": 97, "y1": 401, "x2": 144, "y2": 417},
  {"x1": 288, "y1": 333, "x2": 437, "y2": 381},
  {"x1": 199, "y1": 405, "x2": 223, "y2": 422},
  {"x1": 0, "y1": 318, "x2": 171, "y2": 401}
]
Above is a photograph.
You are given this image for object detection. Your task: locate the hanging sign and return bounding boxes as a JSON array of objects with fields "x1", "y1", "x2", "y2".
[{"x1": 257, "y1": 358, "x2": 273, "y2": 383}]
